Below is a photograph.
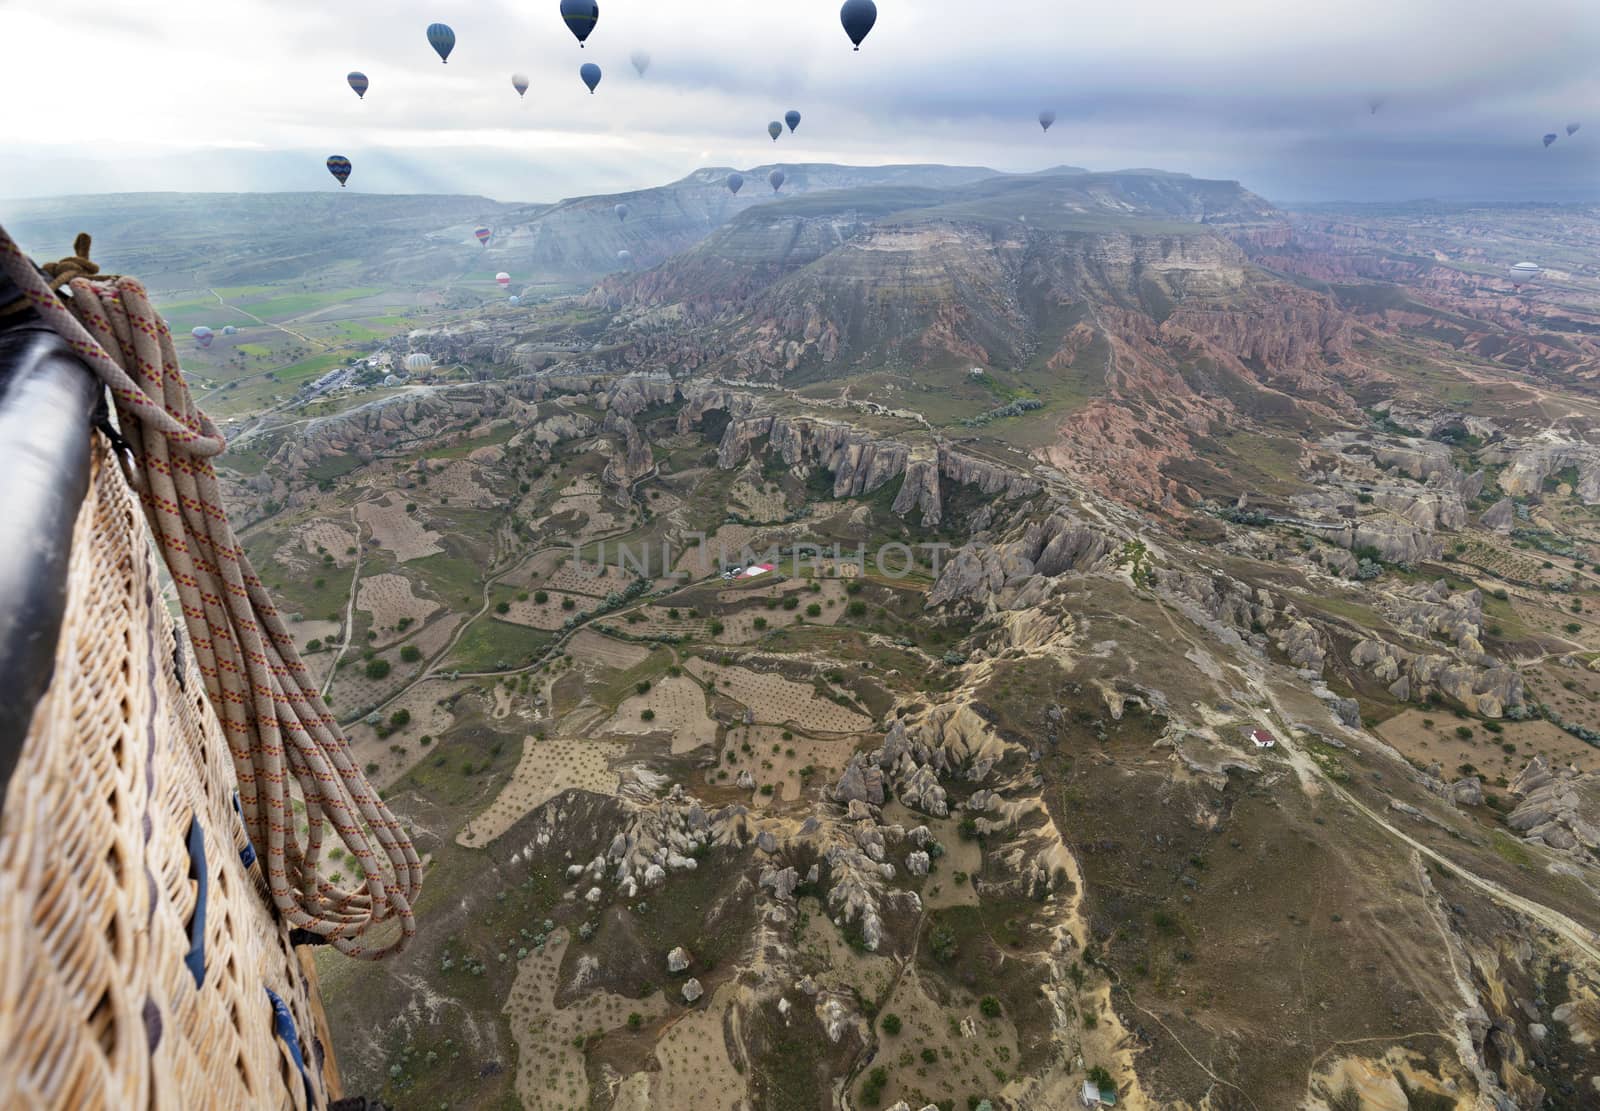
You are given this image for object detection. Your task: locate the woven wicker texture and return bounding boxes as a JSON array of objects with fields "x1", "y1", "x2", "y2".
[{"x1": 0, "y1": 440, "x2": 339, "y2": 1110}]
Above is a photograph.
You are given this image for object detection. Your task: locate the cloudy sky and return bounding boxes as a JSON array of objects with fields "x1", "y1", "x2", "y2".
[{"x1": 3, "y1": 0, "x2": 1596, "y2": 205}]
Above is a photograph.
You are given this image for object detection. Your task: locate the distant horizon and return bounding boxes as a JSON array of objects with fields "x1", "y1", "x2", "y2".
[{"x1": 6, "y1": 158, "x2": 1599, "y2": 213}]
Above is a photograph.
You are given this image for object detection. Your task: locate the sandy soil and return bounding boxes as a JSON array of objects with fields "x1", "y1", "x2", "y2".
[
  {"x1": 346, "y1": 677, "x2": 467, "y2": 790},
  {"x1": 543, "y1": 560, "x2": 626, "y2": 597},
  {"x1": 882, "y1": 802, "x2": 981, "y2": 910},
  {"x1": 421, "y1": 457, "x2": 497, "y2": 507},
  {"x1": 1377, "y1": 706, "x2": 1598, "y2": 780},
  {"x1": 644, "y1": 978, "x2": 748, "y2": 1106},
  {"x1": 686, "y1": 658, "x2": 872, "y2": 734},
  {"x1": 568, "y1": 629, "x2": 652, "y2": 671},
  {"x1": 357, "y1": 497, "x2": 443, "y2": 563},
  {"x1": 673, "y1": 525, "x2": 776, "y2": 579},
  {"x1": 301, "y1": 520, "x2": 357, "y2": 566},
  {"x1": 286, "y1": 617, "x2": 340, "y2": 657},
  {"x1": 862, "y1": 965, "x2": 1022, "y2": 1111},
  {"x1": 500, "y1": 592, "x2": 598, "y2": 631},
  {"x1": 718, "y1": 725, "x2": 855, "y2": 804},
  {"x1": 602, "y1": 676, "x2": 717, "y2": 755},
  {"x1": 504, "y1": 929, "x2": 667, "y2": 1110},
  {"x1": 458, "y1": 736, "x2": 625, "y2": 846},
  {"x1": 356, "y1": 573, "x2": 440, "y2": 647}
]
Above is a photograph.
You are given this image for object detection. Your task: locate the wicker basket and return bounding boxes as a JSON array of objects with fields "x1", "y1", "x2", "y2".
[{"x1": 0, "y1": 438, "x2": 342, "y2": 1109}]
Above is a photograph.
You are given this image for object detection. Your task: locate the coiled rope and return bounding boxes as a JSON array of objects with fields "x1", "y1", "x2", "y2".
[{"x1": 0, "y1": 226, "x2": 420, "y2": 958}]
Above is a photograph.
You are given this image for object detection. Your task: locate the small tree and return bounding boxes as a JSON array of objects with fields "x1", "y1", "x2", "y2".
[
  {"x1": 365, "y1": 658, "x2": 391, "y2": 681},
  {"x1": 880, "y1": 1013, "x2": 902, "y2": 1036}
]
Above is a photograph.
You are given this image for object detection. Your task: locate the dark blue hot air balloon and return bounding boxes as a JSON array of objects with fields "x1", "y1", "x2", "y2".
[
  {"x1": 840, "y1": 0, "x2": 877, "y2": 51},
  {"x1": 1567, "y1": 122, "x2": 1581, "y2": 136},
  {"x1": 726, "y1": 172, "x2": 744, "y2": 195},
  {"x1": 785, "y1": 110, "x2": 801, "y2": 133},
  {"x1": 769, "y1": 168, "x2": 786, "y2": 193},
  {"x1": 1039, "y1": 110, "x2": 1056, "y2": 132},
  {"x1": 1544, "y1": 132, "x2": 1559, "y2": 148},
  {"x1": 348, "y1": 72, "x2": 369, "y2": 99},
  {"x1": 326, "y1": 155, "x2": 352, "y2": 187},
  {"x1": 580, "y1": 62, "x2": 602, "y2": 93},
  {"x1": 561, "y1": 0, "x2": 599, "y2": 47},
  {"x1": 427, "y1": 23, "x2": 455, "y2": 63}
]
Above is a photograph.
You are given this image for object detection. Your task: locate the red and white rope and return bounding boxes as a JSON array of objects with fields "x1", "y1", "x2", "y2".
[{"x1": 0, "y1": 225, "x2": 419, "y2": 958}]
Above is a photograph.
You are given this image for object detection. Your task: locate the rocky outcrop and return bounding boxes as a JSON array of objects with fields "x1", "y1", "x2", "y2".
[
  {"x1": 1496, "y1": 441, "x2": 1600, "y2": 504},
  {"x1": 1349, "y1": 639, "x2": 1522, "y2": 717},
  {"x1": 601, "y1": 412, "x2": 653, "y2": 488},
  {"x1": 1480, "y1": 497, "x2": 1515, "y2": 533},
  {"x1": 929, "y1": 509, "x2": 1115, "y2": 610},
  {"x1": 1506, "y1": 756, "x2": 1600, "y2": 859}
]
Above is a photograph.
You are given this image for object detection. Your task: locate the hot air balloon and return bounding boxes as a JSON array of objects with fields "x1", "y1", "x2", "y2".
[
  {"x1": 1509, "y1": 261, "x2": 1543, "y2": 285},
  {"x1": 475, "y1": 227, "x2": 492, "y2": 246},
  {"x1": 509, "y1": 295, "x2": 521, "y2": 306},
  {"x1": 192, "y1": 326, "x2": 214, "y2": 349},
  {"x1": 326, "y1": 155, "x2": 352, "y2": 187},
  {"x1": 769, "y1": 168, "x2": 786, "y2": 192},
  {"x1": 617, "y1": 249, "x2": 632, "y2": 264},
  {"x1": 1568, "y1": 122, "x2": 1582, "y2": 136},
  {"x1": 561, "y1": 0, "x2": 599, "y2": 46},
  {"x1": 840, "y1": 0, "x2": 877, "y2": 50},
  {"x1": 496, "y1": 272, "x2": 511, "y2": 289},
  {"x1": 348, "y1": 72, "x2": 369, "y2": 99},
  {"x1": 1039, "y1": 109, "x2": 1056, "y2": 132},
  {"x1": 513, "y1": 73, "x2": 530, "y2": 97},
  {"x1": 631, "y1": 51, "x2": 651, "y2": 76},
  {"x1": 221, "y1": 325, "x2": 238, "y2": 336},
  {"x1": 1544, "y1": 133, "x2": 1559, "y2": 148},
  {"x1": 1368, "y1": 96, "x2": 1385, "y2": 115},
  {"x1": 614, "y1": 203, "x2": 630, "y2": 222},
  {"x1": 726, "y1": 173, "x2": 744, "y2": 195},
  {"x1": 580, "y1": 62, "x2": 602, "y2": 93},
  {"x1": 768, "y1": 121, "x2": 783, "y2": 141},
  {"x1": 427, "y1": 23, "x2": 455, "y2": 63},
  {"x1": 785, "y1": 110, "x2": 802, "y2": 133},
  {"x1": 404, "y1": 353, "x2": 434, "y2": 374}
]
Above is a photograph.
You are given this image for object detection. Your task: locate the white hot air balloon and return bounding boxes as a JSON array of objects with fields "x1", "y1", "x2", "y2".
[
  {"x1": 1509, "y1": 261, "x2": 1543, "y2": 286},
  {"x1": 404, "y1": 353, "x2": 434, "y2": 374},
  {"x1": 631, "y1": 51, "x2": 651, "y2": 76},
  {"x1": 496, "y1": 271, "x2": 511, "y2": 289}
]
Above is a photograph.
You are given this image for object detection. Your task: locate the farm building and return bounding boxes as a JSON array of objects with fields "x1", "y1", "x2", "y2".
[{"x1": 1250, "y1": 728, "x2": 1277, "y2": 749}]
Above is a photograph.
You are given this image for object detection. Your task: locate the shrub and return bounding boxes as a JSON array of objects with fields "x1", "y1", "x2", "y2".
[
  {"x1": 921, "y1": 1047, "x2": 938, "y2": 1064},
  {"x1": 641, "y1": 709, "x2": 656, "y2": 722},
  {"x1": 365, "y1": 658, "x2": 391, "y2": 680},
  {"x1": 534, "y1": 590, "x2": 549, "y2": 604},
  {"x1": 861, "y1": 1067, "x2": 889, "y2": 1106},
  {"x1": 401, "y1": 645, "x2": 422, "y2": 663},
  {"x1": 389, "y1": 709, "x2": 411, "y2": 730},
  {"x1": 979, "y1": 996, "x2": 1001, "y2": 1018},
  {"x1": 364, "y1": 762, "x2": 379, "y2": 775},
  {"x1": 1566, "y1": 622, "x2": 1582, "y2": 634},
  {"x1": 754, "y1": 617, "x2": 768, "y2": 630},
  {"x1": 848, "y1": 601, "x2": 867, "y2": 617},
  {"x1": 562, "y1": 598, "x2": 576, "y2": 611},
  {"x1": 881, "y1": 1013, "x2": 902, "y2": 1036},
  {"x1": 806, "y1": 603, "x2": 822, "y2": 617},
  {"x1": 495, "y1": 601, "x2": 511, "y2": 615},
  {"x1": 636, "y1": 680, "x2": 651, "y2": 694},
  {"x1": 306, "y1": 639, "x2": 322, "y2": 652},
  {"x1": 627, "y1": 1012, "x2": 642, "y2": 1030},
  {"x1": 1455, "y1": 726, "x2": 1473, "y2": 740},
  {"x1": 709, "y1": 621, "x2": 725, "y2": 635}
]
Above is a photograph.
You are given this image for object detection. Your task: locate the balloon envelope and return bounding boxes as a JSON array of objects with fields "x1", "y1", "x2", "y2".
[
  {"x1": 1510, "y1": 262, "x2": 1542, "y2": 282},
  {"x1": 348, "y1": 72, "x2": 368, "y2": 99},
  {"x1": 509, "y1": 295, "x2": 521, "y2": 306},
  {"x1": 1568, "y1": 122, "x2": 1582, "y2": 136},
  {"x1": 631, "y1": 51, "x2": 650, "y2": 76},
  {"x1": 1039, "y1": 109, "x2": 1055, "y2": 131},
  {"x1": 1368, "y1": 97, "x2": 1385, "y2": 114},
  {"x1": 404, "y1": 353, "x2": 434, "y2": 373},
  {"x1": 840, "y1": 0, "x2": 877, "y2": 49},
  {"x1": 512, "y1": 73, "x2": 530, "y2": 97},
  {"x1": 768, "y1": 121, "x2": 782, "y2": 141},
  {"x1": 1544, "y1": 133, "x2": 1559, "y2": 147},
  {"x1": 785, "y1": 110, "x2": 801, "y2": 133},
  {"x1": 426, "y1": 23, "x2": 455, "y2": 63},
  {"x1": 726, "y1": 173, "x2": 744, "y2": 195},
  {"x1": 561, "y1": 0, "x2": 599, "y2": 45},
  {"x1": 769, "y1": 169, "x2": 785, "y2": 192},
  {"x1": 617, "y1": 250, "x2": 631, "y2": 262},
  {"x1": 221, "y1": 325, "x2": 238, "y2": 336},
  {"x1": 326, "y1": 155, "x2": 351, "y2": 187},
  {"x1": 615, "y1": 203, "x2": 630, "y2": 222},
  {"x1": 192, "y1": 326, "x2": 214, "y2": 349},
  {"x1": 475, "y1": 227, "x2": 492, "y2": 245},
  {"x1": 580, "y1": 62, "x2": 602, "y2": 93},
  {"x1": 496, "y1": 272, "x2": 511, "y2": 288}
]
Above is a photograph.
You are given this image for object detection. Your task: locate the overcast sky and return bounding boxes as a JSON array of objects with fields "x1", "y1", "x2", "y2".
[{"x1": 3, "y1": 0, "x2": 1597, "y2": 204}]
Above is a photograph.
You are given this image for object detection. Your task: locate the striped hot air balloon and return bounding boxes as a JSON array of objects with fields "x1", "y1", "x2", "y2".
[
  {"x1": 326, "y1": 155, "x2": 352, "y2": 187},
  {"x1": 348, "y1": 72, "x2": 369, "y2": 99},
  {"x1": 474, "y1": 227, "x2": 492, "y2": 246},
  {"x1": 496, "y1": 272, "x2": 511, "y2": 289},
  {"x1": 561, "y1": 0, "x2": 599, "y2": 46},
  {"x1": 427, "y1": 23, "x2": 455, "y2": 63},
  {"x1": 512, "y1": 73, "x2": 530, "y2": 98}
]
